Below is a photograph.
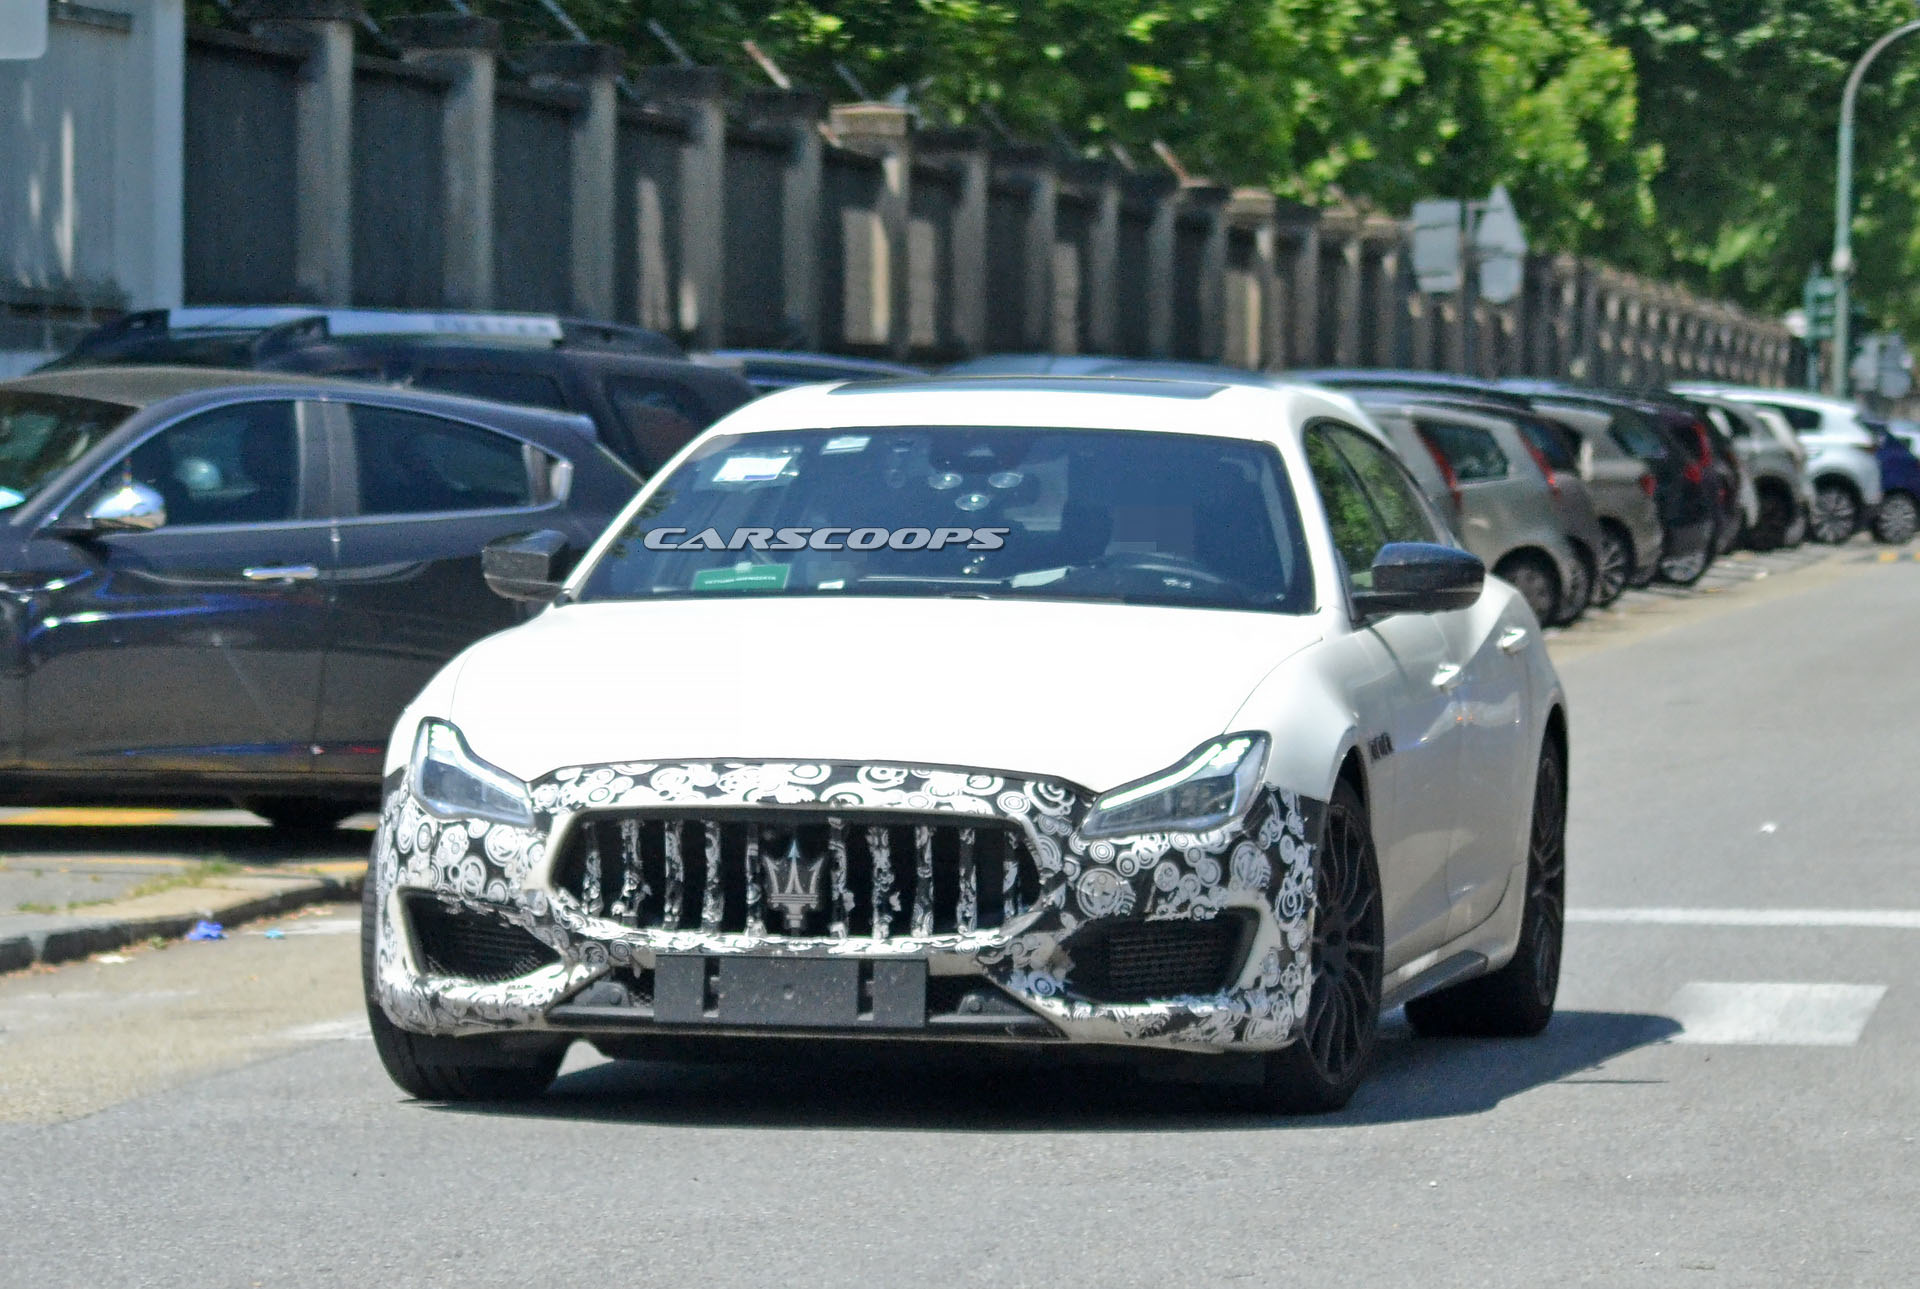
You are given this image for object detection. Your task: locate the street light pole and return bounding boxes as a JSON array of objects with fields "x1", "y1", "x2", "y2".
[{"x1": 1833, "y1": 17, "x2": 1920, "y2": 397}]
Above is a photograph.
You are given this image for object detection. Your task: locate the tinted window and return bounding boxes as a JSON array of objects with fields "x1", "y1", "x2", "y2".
[
  {"x1": 1326, "y1": 426, "x2": 1444, "y2": 546},
  {"x1": 414, "y1": 367, "x2": 570, "y2": 412},
  {"x1": 347, "y1": 405, "x2": 533, "y2": 516},
  {"x1": 606, "y1": 376, "x2": 706, "y2": 469},
  {"x1": 0, "y1": 391, "x2": 133, "y2": 511},
  {"x1": 1416, "y1": 418, "x2": 1509, "y2": 481},
  {"x1": 581, "y1": 426, "x2": 1313, "y2": 613},
  {"x1": 1516, "y1": 416, "x2": 1579, "y2": 469},
  {"x1": 118, "y1": 401, "x2": 299, "y2": 526},
  {"x1": 1757, "y1": 402, "x2": 1824, "y2": 433},
  {"x1": 1303, "y1": 428, "x2": 1386, "y2": 586}
]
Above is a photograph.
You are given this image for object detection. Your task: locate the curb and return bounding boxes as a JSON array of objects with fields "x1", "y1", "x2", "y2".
[{"x1": 0, "y1": 869, "x2": 363, "y2": 971}]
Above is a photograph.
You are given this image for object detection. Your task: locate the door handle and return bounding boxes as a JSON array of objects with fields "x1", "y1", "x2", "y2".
[
  {"x1": 242, "y1": 564, "x2": 320, "y2": 582},
  {"x1": 1431, "y1": 662, "x2": 1462, "y2": 689},
  {"x1": 1498, "y1": 626, "x2": 1529, "y2": 654}
]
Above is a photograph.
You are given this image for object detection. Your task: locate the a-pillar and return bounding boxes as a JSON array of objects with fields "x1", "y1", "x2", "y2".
[
  {"x1": 831, "y1": 103, "x2": 915, "y2": 359},
  {"x1": 247, "y1": 0, "x2": 357, "y2": 304},
  {"x1": 391, "y1": 14, "x2": 499, "y2": 310},
  {"x1": 640, "y1": 66, "x2": 727, "y2": 348},
  {"x1": 522, "y1": 43, "x2": 622, "y2": 321},
  {"x1": 744, "y1": 89, "x2": 826, "y2": 350}
]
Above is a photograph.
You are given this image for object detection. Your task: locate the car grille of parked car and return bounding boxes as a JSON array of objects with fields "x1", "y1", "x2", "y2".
[
  {"x1": 553, "y1": 814, "x2": 1043, "y2": 939},
  {"x1": 406, "y1": 897, "x2": 560, "y2": 983},
  {"x1": 1064, "y1": 912, "x2": 1255, "y2": 1004}
]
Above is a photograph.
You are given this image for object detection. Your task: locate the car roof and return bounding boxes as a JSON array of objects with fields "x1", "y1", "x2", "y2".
[
  {"x1": 1679, "y1": 385, "x2": 1855, "y2": 413},
  {"x1": 699, "y1": 375, "x2": 1380, "y2": 446},
  {"x1": 707, "y1": 350, "x2": 925, "y2": 377}
]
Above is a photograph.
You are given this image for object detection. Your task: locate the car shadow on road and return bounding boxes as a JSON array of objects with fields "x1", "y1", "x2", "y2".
[
  {"x1": 0, "y1": 823, "x2": 374, "y2": 867},
  {"x1": 435, "y1": 1008, "x2": 1681, "y2": 1132}
]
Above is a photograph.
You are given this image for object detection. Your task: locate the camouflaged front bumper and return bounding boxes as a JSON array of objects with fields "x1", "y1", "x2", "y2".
[{"x1": 369, "y1": 759, "x2": 1323, "y2": 1052}]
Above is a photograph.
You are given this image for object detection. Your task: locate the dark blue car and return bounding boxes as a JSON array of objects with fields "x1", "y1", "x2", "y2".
[{"x1": 1864, "y1": 418, "x2": 1920, "y2": 543}]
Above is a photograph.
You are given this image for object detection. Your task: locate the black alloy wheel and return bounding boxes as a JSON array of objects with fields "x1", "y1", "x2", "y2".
[
  {"x1": 1872, "y1": 490, "x2": 1919, "y2": 545},
  {"x1": 1810, "y1": 480, "x2": 1861, "y2": 545},
  {"x1": 1591, "y1": 525, "x2": 1631, "y2": 607},
  {"x1": 1552, "y1": 548, "x2": 1593, "y2": 625},
  {"x1": 1496, "y1": 555, "x2": 1560, "y2": 626},
  {"x1": 1405, "y1": 738, "x2": 1566, "y2": 1037},
  {"x1": 1658, "y1": 531, "x2": 1712, "y2": 586},
  {"x1": 1260, "y1": 778, "x2": 1384, "y2": 1113}
]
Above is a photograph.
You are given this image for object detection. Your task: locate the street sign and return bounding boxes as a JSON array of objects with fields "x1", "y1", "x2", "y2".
[
  {"x1": 1852, "y1": 332, "x2": 1914, "y2": 399},
  {"x1": 1474, "y1": 184, "x2": 1528, "y2": 304},
  {"x1": 1804, "y1": 273, "x2": 1837, "y2": 341},
  {"x1": 0, "y1": 0, "x2": 47, "y2": 59},
  {"x1": 1411, "y1": 199, "x2": 1463, "y2": 294}
]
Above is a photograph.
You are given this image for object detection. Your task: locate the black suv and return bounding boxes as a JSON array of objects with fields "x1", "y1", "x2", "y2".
[
  {"x1": 0, "y1": 366, "x2": 642, "y2": 827},
  {"x1": 45, "y1": 309, "x2": 757, "y2": 476}
]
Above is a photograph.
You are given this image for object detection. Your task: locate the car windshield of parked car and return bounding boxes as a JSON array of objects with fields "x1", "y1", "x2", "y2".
[
  {"x1": 578, "y1": 425, "x2": 1314, "y2": 612},
  {"x1": 0, "y1": 390, "x2": 135, "y2": 511}
]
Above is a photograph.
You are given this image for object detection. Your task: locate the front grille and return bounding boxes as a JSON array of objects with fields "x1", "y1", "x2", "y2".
[
  {"x1": 407, "y1": 897, "x2": 560, "y2": 983},
  {"x1": 1065, "y1": 913, "x2": 1254, "y2": 1004},
  {"x1": 554, "y1": 813, "x2": 1042, "y2": 939}
]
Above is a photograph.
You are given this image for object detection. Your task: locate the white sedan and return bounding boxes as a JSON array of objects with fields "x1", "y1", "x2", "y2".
[{"x1": 363, "y1": 376, "x2": 1568, "y2": 1112}]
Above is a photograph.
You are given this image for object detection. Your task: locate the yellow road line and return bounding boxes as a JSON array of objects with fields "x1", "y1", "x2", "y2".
[{"x1": 0, "y1": 807, "x2": 196, "y2": 827}]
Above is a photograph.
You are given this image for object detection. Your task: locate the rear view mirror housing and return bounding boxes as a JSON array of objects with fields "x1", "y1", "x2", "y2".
[
  {"x1": 482, "y1": 529, "x2": 576, "y2": 603},
  {"x1": 1351, "y1": 542, "x2": 1484, "y2": 619}
]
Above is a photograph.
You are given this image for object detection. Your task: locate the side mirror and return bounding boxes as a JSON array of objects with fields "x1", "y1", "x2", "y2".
[
  {"x1": 53, "y1": 482, "x2": 168, "y2": 537},
  {"x1": 482, "y1": 529, "x2": 575, "y2": 603},
  {"x1": 1351, "y1": 542, "x2": 1483, "y2": 619}
]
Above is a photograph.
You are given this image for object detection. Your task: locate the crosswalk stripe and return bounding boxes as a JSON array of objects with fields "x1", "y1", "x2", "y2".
[
  {"x1": 1571, "y1": 907, "x2": 1920, "y2": 929},
  {"x1": 1665, "y1": 982, "x2": 1885, "y2": 1046}
]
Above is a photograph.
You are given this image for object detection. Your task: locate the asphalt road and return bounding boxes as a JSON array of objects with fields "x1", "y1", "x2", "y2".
[{"x1": 3, "y1": 546, "x2": 1917, "y2": 1288}]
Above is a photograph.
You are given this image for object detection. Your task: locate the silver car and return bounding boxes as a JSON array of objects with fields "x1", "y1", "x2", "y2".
[
  {"x1": 1686, "y1": 394, "x2": 1811, "y2": 550},
  {"x1": 1675, "y1": 385, "x2": 1881, "y2": 544},
  {"x1": 1362, "y1": 400, "x2": 1593, "y2": 625},
  {"x1": 1509, "y1": 400, "x2": 1666, "y2": 599}
]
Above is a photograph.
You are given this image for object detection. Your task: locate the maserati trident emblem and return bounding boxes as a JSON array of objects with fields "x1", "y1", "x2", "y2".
[{"x1": 763, "y1": 837, "x2": 827, "y2": 931}]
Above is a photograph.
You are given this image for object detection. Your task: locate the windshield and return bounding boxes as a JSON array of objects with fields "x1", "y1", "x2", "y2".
[
  {"x1": 578, "y1": 425, "x2": 1314, "y2": 613},
  {"x1": 0, "y1": 391, "x2": 134, "y2": 511}
]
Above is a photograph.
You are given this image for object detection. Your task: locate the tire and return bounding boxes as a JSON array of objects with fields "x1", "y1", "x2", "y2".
[
  {"x1": 1494, "y1": 554, "x2": 1559, "y2": 626},
  {"x1": 1658, "y1": 532, "x2": 1713, "y2": 586},
  {"x1": 1744, "y1": 485, "x2": 1796, "y2": 552},
  {"x1": 1591, "y1": 524, "x2": 1631, "y2": 607},
  {"x1": 1809, "y1": 479, "x2": 1861, "y2": 544},
  {"x1": 1872, "y1": 490, "x2": 1919, "y2": 544},
  {"x1": 1783, "y1": 501, "x2": 1809, "y2": 549},
  {"x1": 1257, "y1": 777, "x2": 1384, "y2": 1113},
  {"x1": 1550, "y1": 546, "x2": 1593, "y2": 626},
  {"x1": 240, "y1": 796, "x2": 358, "y2": 834},
  {"x1": 1405, "y1": 736, "x2": 1565, "y2": 1038},
  {"x1": 360, "y1": 865, "x2": 564, "y2": 1101}
]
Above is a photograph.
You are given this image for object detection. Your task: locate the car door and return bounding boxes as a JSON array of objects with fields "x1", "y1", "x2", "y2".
[
  {"x1": 1302, "y1": 423, "x2": 1462, "y2": 963},
  {"x1": 310, "y1": 399, "x2": 584, "y2": 780},
  {"x1": 21, "y1": 398, "x2": 332, "y2": 775}
]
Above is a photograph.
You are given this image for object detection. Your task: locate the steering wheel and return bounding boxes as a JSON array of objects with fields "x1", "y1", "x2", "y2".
[{"x1": 1093, "y1": 550, "x2": 1237, "y2": 591}]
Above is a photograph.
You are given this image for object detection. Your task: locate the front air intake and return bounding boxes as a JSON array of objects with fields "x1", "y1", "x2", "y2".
[
  {"x1": 1064, "y1": 912, "x2": 1256, "y2": 1004},
  {"x1": 406, "y1": 897, "x2": 559, "y2": 983}
]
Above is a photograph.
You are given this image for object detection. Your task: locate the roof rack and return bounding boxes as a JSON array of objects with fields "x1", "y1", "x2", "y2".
[{"x1": 67, "y1": 307, "x2": 683, "y2": 359}]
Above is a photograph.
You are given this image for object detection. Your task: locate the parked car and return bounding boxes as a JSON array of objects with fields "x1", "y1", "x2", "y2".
[
  {"x1": 701, "y1": 349, "x2": 925, "y2": 394},
  {"x1": 364, "y1": 375, "x2": 1568, "y2": 1112},
  {"x1": 1858, "y1": 418, "x2": 1920, "y2": 544},
  {"x1": 44, "y1": 308, "x2": 756, "y2": 477},
  {"x1": 1684, "y1": 395, "x2": 1811, "y2": 549},
  {"x1": 1357, "y1": 399, "x2": 1594, "y2": 623},
  {"x1": 1675, "y1": 385, "x2": 1883, "y2": 545},
  {"x1": 0, "y1": 367, "x2": 641, "y2": 828}
]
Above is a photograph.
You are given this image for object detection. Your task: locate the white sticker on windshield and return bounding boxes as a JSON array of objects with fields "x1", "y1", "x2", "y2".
[
  {"x1": 822, "y1": 435, "x2": 869, "y2": 454},
  {"x1": 713, "y1": 454, "x2": 793, "y2": 484}
]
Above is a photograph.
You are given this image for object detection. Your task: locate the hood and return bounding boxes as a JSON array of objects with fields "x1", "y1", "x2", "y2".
[{"x1": 445, "y1": 596, "x2": 1321, "y2": 793}]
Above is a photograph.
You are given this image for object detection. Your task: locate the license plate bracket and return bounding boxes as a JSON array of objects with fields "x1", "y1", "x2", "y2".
[{"x1": 654, "y1": 955, "x2": 927, "y2": 1029}]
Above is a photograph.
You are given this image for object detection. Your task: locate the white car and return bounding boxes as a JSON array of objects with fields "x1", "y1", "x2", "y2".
[{"x1": 363, "y1": 376, "x2": 1569, "y2": 1112}]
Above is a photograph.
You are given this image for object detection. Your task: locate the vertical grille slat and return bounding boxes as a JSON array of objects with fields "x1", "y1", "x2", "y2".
[
  {"x1": 700, "y1": 822, "x2": 724, "y2": 933},
  {"x1": 561, "y1": 812, "x2": 1040, "y2": 941}
]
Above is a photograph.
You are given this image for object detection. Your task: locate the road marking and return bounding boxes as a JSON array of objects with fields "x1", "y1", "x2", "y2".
[
  {"x1": 249, "y1": 917, "x2": 359, "y2": 937},
  {"x1": 1666, "y1": 982, "x2": 1885, "y2": 1046},
  {"x1": 1570, "y1": 907, "x2": 1920, "y2": 929},
  {"x1": 0, "y1": 807, "x2": 196, "y2": 827}
]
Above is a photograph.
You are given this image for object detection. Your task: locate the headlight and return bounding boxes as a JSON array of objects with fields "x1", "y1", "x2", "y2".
[
  {"x1": 410, "y1": 719, "x2": 535, "y2": 829},
  {"x1": 1079, "y1": 733, "x2": 1270, "y2": 839}
]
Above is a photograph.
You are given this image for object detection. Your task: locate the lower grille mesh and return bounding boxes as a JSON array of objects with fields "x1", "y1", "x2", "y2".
[
  {"x1": 555, "y1": 814, "x2": 1042, "y2": 939},
  {"x1": 1065, "y1": 914, "x2": 1253, "y2": 1003},
  {"x1": 407, "y1": 898, "x2": 559, "y2": 983}
]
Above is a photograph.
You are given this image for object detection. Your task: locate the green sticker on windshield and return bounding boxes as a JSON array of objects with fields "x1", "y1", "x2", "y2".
[{"x1": 691, "y1": 564, "x2": 790, "y2": 592}]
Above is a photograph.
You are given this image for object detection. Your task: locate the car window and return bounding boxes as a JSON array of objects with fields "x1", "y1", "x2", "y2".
[
  {"x1": 1756, "y1": 402, "x2": 1823, "y2": 433},
  {"x1": 1414, "y1": 418, "x2": 1509, "y2": 482},
  {"x1": 1303, "y1": 427, "x2": 1387, "y2": 586},
  {"x1": 346, "y1": 405, "x2": 535, "y2": 516},
  {"x1": 112, "y1": 401, "x2": 300, "y2": 527},
  {"x1": 414, "y1": 367, "x2": 571, "y2": 413},
  {"x1": 1516, "y1": 416, "x2": 1580, "y2": 469},
  {"x1": 1325, "y1": 425, "x2": 1444, "y2": 546},
  {"x1": 0, "y1": 391, "x2": 134, "y2": 512},
  {"x1": 605, "y1": 376, "x2": 705, "y2": 470}
]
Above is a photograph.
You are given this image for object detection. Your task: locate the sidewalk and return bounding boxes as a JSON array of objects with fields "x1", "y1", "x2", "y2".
[{"x1": 0, "y1": 808, "x2": 371, "y2": 971}]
